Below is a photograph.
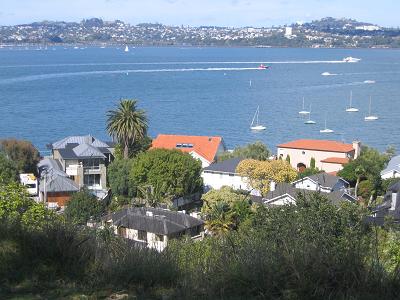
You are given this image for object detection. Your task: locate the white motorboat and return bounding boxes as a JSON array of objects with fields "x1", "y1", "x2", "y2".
[{"x1": 343, "y1": 56, "x2": 361, "y2": 63}]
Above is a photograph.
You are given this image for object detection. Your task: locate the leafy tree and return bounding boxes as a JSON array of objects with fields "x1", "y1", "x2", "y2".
[
  {"x1": 106, "y1": 99, "x2": 148, "y2": 159},
  {"x1": 201, "y1": 187, "x2": 253, "y2": 234},
  {"x1": 0, "y1": 139, "x2": 40, "y2": 174},
  {"x1": 357, "y1": 179, "x2": 374, "y2": 203},
  {"x1": 354, "y1": 165, "x2": 366, "y2": 199},
  {"x1": 236, "y1": 159, "x2": 297, "y2": 196},
  {"x1": 0, "y1": 153, "x2": 19, "y2": 184},
  {"x1": 382, "y1": 178, "x2": 400, "y2": 193},
  {"x1": 0, "y1": 181, "x2": 53, "y2": 229},
  {"x1": 285, "y1": 154, "x2": 290, "y2": 163},
  {"x1": 130, "y1": 149, "x2": 203, "y2": 202},
  {"x1": 218, "y1": 141, "x2": 270, "y2": 162},
  {"x1": 107, "y1": 158, "x2": 135, "y2": 197},
  {"x1": 65, "y1": 190, "x2": 105, "y2": 224},
  {"x1": 338, "y1": 146, "x2": 390, "y2": 198}
]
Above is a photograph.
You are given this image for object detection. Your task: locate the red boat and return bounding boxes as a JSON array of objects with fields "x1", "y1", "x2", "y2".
[{"x1": 258, "y1": 64, "x2": 269, "y2": 70}]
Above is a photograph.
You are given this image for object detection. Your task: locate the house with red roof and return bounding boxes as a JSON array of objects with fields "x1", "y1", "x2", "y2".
[
  {"x1": 151, "y1": 134, "x2": 226, "y2": 167},
  {"x1": 277, "y1": 139, "x2": 361, "y2": 173}
]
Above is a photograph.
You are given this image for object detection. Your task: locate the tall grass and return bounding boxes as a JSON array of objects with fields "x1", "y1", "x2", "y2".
[{"x1": 1, "y1": 194, "x2": 400, "y2": 299}]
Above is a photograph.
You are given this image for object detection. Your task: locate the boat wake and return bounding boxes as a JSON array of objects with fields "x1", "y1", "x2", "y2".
[
  {"x1": 0, "y1": 67, "x2": 263, "y2": 84},
  {"x1": 0, "y1": 60, "x2": 348, "y2": 69}
]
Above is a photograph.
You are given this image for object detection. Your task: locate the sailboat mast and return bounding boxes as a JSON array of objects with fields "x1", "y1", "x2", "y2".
[
  {"x1": 369, "y1": 96, "x2": 372, "y2": 115},
  {"x1": 350, "y1": 91, "x2": 353, "y2": 107}
]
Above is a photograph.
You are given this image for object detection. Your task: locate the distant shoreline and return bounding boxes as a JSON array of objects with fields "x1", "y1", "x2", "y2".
[{"x1": 0, "y1": 43, "x2": 398, "y2": 50}]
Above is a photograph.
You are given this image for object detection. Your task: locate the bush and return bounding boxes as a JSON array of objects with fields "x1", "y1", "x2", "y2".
[
  {"x1": 64, "y1": 190, "x2": 105, "y2": 224},
  {"x1": 107, "y1": 158, "x2": 135, "y2": 197}
]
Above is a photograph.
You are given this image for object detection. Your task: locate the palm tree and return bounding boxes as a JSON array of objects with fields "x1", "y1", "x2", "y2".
[{"x1": 107, "y1": 99, "x2": 148, "y2": 159}]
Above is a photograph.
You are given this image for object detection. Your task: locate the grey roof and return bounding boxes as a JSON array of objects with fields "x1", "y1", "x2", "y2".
[
  {"x1": 104, "y1": 207, "x2": 204, "y2": 236},
  {"x1": 39, "y1": 174, "x2": 79, "y2": 193},
  {"x1": 264, "y1": 183, "x2": 356, "y2": 206},
  {"x1": 51, "y1": 135, "x2": 112, "y2": 150},
  {"x1": 293, "y1": 173, "x2": 348, "y2": 189},
  {"x1": 388, "y1": 181, "x2": 400, "y2": 193},
  {"x1": 73, "y1": 143, "x2": 106, "y2": 158},
  {"x1": 381, "y1": 155, "x2": 400, "y2": 176},
  {"x1": 203, "y1": 157, "x2": 243, "y2": 173},
  {"x1": 37, "y1": 158, "x2": 80, "y2": 193}
]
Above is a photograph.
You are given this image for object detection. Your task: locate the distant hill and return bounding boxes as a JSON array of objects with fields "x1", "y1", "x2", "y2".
[{"x1": 0, "y1": 17, "x2": 399, "y2": 48}]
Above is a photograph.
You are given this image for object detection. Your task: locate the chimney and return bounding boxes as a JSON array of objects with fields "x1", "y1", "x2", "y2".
[
  {"x1": 352, "y1": 141, "x2": 361, "y2": 159},
  {"x1": 270, "y1": 181, "x2": 276, "y2": 192}
]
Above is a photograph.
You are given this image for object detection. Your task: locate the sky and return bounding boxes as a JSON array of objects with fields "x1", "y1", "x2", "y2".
[{"x1": 0, "y1": 0, "x2": 399, "y2": 28}]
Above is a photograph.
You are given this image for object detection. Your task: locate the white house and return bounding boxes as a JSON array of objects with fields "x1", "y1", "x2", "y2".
[
  {"x1": 292, "y1": 173, "x2": 349, "y2": 193},
  {"x1": 277, "y1": 139, "x2": 361, "y2": 174},
  {"x1": 381, "y1": 155, "x2": 400, "y2": 179},
  {"x1": 103, "y1": 207, "x2": 204, "y2": 252},
  {"x1": 202, "y1": 157, "x2": 252, "y2": 192},
  {"x1": 151, "y1": 134, "x2": 226, "y2": 168}
]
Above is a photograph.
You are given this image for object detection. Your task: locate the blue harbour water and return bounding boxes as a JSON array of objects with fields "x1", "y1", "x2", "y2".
[{"x1": 0, "y1": 46, "x2": 399, "y2": 154}]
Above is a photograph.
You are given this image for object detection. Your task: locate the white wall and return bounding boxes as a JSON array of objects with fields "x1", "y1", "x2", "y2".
[
  {"x1": 202, "y1": 171, "x2": 251, "y2": 191},
  {"x1": 265, "y1": 195, "x2": 296, "y2": 206},
  {"x1": 294, "y1": 178, "x2": 332, "y2": 193},
  {"x1": 382, "y1": 170, "x2": 400, "y2": 180}
]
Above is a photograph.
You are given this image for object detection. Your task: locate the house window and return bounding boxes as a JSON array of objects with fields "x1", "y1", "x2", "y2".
[
  {"x1": 228, "y1": 173, "x2": 235, "y2": 177},
  {"x1": 118, "y1": 227, "x2": 127, "y2": 238},
  {"x1": 302, "y1": 151, "x2": 306, "y2": 155},
  {"x1": 84, "y1": 174, "x2": 101, "y2": 186},
  {"x1": 155, "y1": 234, "x2": 164, "y2": 242},
  {"x1": 138, "y1": 230, "x2": 147, "y2": 241}
]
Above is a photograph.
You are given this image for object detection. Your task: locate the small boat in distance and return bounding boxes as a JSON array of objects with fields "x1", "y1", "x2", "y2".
[
  {"x1": 364, "y1": 96, "x2": 379, "y2": 121},
  {"x1": 304, "y1": 105, "x2": 316, "y2": 125},
  {"x1": 346, "y1": 91, "x2": 359, "y2": 112},
  {"x1": 321, "y1": 72, "x2": 337, "y2": 76},
  {"x1": 364, "y1": 80, "x2": 376, "y2": 84},
  {"x1": 124, "y1": 45, "x2": 129, "y2": 52},
  {"x1": 250, "y1": 106, "x2": 266, "y2": 131},
  {"x1": 258, "y1": 64, "x2": 269, "y2": 70},
  {"x1": 298, "y1": 97, "x2": 310, "y2": 115},
  {"x1": 343, "y1": 57, "x2": 361, "y2": 63},
  {"x1": 320, "y1": 115, "x2": 334, "y2": 133}
]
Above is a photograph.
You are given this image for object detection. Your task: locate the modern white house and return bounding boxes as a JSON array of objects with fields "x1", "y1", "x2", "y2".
[
  {"x1": 277, "y1": 139, "x2": 361, "y2": 174},
  {"x1": 151, "y1": 134, "x2": 226, "y2": 167},
  {"x1": 102, "y1": 207, "x2": 204, "y2": 252},
  {"x1": 292, "y1": 173, "x2": 349, "y2": 193},
  {"x1": 381, "y1": 155, "x2": 400, "y2": 179},
  {"x1": 49, "y1": 135, "x2": 115, "y2": 196}
]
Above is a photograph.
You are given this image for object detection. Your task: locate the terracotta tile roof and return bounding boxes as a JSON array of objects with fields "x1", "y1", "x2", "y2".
[
  {"x1": 321, "y1": 157, "x2": 350, "y2": 164},
  {"x1": 278, "y1": 139, "x2": 354, "y2": 153},
  {"x1": 151, "y1": 134, "x2": 224, "y2": 163}
]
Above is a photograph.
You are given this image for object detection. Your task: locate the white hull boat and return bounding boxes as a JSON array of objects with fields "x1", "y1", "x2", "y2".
[
  {"x1": 299, "y1": 97, "x2": 310, "y2": 115},
  {"x1": 346, "y1": 91, "x2": 359, "y2": 112},
  {"x1": 364, "y1": 96, "x2": 379, "y2": 121},
  {"x1": 250, "y1": 106, "x2": 266, "y2": 131}
]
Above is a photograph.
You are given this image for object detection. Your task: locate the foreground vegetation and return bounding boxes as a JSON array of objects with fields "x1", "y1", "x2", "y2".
[{"x1": 2, "y1": 179, "x2": 400, "y2": 299}]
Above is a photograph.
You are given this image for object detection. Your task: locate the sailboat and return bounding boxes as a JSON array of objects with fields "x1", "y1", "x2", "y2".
[
  {"x1": 364, "y1": 96, "x2": 379, "y2": 121},
  {"x1": 346, "y1": 91, "x2": 359, "y2": 112},
  {"x1": 298, "y1": 97, "x2": 310, "y2": 115},
  {"x1": 250, "y1": 106, "x2": 266, "y2": 131},
  {"x1": 320, "y1": 114, "x2": 334, "y2": 133},
  {"x1": 124, "y1": 45, "x2": 129, "y2": 52},
  {"x1": 304, "y1": 104, "x2": 316, "y2": 124}
]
